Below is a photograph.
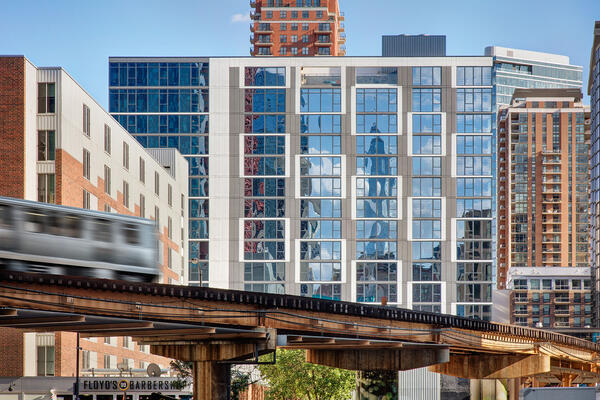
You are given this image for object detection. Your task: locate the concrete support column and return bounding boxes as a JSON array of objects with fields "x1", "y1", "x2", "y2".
[{"x1": 193, "y1": 361, "x2": 230, "y2": 400}]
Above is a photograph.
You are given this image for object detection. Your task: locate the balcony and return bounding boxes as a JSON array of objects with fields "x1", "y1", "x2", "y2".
[
  {"x1": 316, "y1": 25, "x2": 332, "y2": 33},
  {"x1": 250, "y1": 11, "x2": 261, "y2": 20},
  {"x1": 315, "y1": 39, "x2": 331, "y2": 46},
  {"x1": 339, "y1": 11, "x2": 345, "y2": 21},
  {"x1": 555, "y1": 296, "x2": 570, "y2": 303},
  {"x1": 339, "y1": 22, "x2": 345, "y2": 32},
  {"x1": 250, "y1": 1, "x2": 256, "y2": 7},
  {"x1": 554, "y1": 321, "x2": 570, "y2": 328}
]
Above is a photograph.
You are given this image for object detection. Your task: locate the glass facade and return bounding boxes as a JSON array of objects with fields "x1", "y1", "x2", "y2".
[
  {"x1": 590, "y1": 32, "x2": 600, "y2": 326},
  {"x1": 109, "y1": 60, "x2": 209, "y2": 285}
]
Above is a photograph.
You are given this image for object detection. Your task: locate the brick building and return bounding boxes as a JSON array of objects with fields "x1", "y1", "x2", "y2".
[
  {"x1": 250, "y1": 0, "x2": 345, "y2": 56},
  {"x1": 0, "y1": 56, "x2": 188, "y2": 377},
  {"x1": 497, "y1": 88, "x2": 592, "y2": 327}
]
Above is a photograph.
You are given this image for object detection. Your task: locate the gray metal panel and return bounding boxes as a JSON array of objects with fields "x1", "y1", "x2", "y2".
[
  {"x1": 146, "y1": 148, "x2": 179, "y2": 179},
  {"x1": 382, "y1": 35, "x2": 446, "y2": 57},
  {"x1": 397, "y1": 368, "x2": 440, "y2": 400}
]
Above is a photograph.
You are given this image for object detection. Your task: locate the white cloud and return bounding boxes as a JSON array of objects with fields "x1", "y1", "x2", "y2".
[{"x1": 231, "y1": 13, "x2": 251, "y2": 23}]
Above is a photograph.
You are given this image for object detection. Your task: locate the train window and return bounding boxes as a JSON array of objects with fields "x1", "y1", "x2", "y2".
[
  {"x1": 123, "y1": 224, "x2": 139, "y2": 245},
  {"x1": 93, "y1": 219, "x2": 112, "y2": 242},
  {"x1": 24, "y1": 211, "x2": 46, "y2": 233},
  {"x1": 63, "y1": 216, "x2": 82, "y2": 238},
  {"x1": 0, "y1": 205, "x2": 13, "y2": 229},
  {"x1": 47, "y1": 213, "x2": 62, "y2": 236}
]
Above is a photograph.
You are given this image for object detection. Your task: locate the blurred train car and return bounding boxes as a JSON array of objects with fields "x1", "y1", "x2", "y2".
[{"x1": 0, "y1": 196, "x2": 159, "y2": 282}]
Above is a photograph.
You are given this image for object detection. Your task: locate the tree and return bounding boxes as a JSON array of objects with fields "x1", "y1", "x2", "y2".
[
  {"x1": 258, "y1": 349, "x2": 356, "y2": 400},
  {"x1": 169, "y1": 360, "x2": 193, "y2": 390}
]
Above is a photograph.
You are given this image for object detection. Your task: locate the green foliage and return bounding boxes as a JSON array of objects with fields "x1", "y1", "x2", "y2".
[
  {"x1": 168, "y1": 360, "x2": 193, "y2": 391},
  {"x1": 231, "y1": 369, "x2": 253, "y2": 400},
  {"x1": 258, "y1": 349, "x2": 356, "y2": 400}
]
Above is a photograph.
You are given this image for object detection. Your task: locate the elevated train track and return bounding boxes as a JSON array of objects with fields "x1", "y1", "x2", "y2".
[{"x1": 0, "y1": 270, "x2": 598, "y2": 398}]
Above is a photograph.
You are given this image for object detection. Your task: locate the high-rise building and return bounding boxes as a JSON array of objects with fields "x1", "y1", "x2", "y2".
[
  {"x1": 108, "y1": 58, "x2": 208, "y2": 286},
  {"x1": 250, "y1": 0, "x2": 345, "y2": 56},
  {"x1": 486, "y1": 46, "x2": 583, "y2": 107},
  {"x1": 382, "y1": 35, "x2": 446, "y2": 57},
  {"x1": 497, "y1": 88, "x2": 591, "y2": 327},
  {"x1": 111, "y1": 56, "x2": 495, "y2": 321},
  {"x1": 588, "y1": 21, "x2": 600, "y2": 327},
  {"x1": 0, "y1": 55, "x2": 188, "y2": 378}
]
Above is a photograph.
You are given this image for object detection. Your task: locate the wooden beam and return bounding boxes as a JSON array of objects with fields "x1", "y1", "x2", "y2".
[
  {"x1": 429, "y1": 354, "x2": 551, "y2": 379},
  {"x1": 134, "y1": 332, "x2": 268, "y2": 345},
  {"x1": 0, "y1": 315, "x2": 85, "y2": 326},
  {"x1": 79, "y1": 327, "x2": 217, "y2": 338},
  {"x1": 23, "y1": 321, "x2": 153, "y2": 332},
  {"x1": 306, "y1": 348, "x2": 449, "y2": 371}
]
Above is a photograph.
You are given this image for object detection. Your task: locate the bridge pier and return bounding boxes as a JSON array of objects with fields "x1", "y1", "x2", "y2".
[
  {"x1": 193, "y1": 361, "x2": 230, "y2": 400},
  {"x1": 146, "y1": 331, "x2": 276, "y2": 400}
]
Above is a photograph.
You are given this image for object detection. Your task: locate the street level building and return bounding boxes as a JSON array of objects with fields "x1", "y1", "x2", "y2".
[
  {"x1": 250, "y1": 0, "x2": 345, "y2": 56},
  {"x1": 110, "y1": 56, "x2": 495, "y2": 322},
  {"x1": 589, "y1": 21, "x2": 600, "y2": 327},
  {"x1": 0, "y1": 56, "x2": 188, "y2": 377}
]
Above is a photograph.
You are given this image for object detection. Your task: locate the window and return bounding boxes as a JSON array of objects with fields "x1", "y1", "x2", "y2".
[
  {"x1": 37, "y1": 130, "x2": 55, "y2": 161},
  {"x1": 154, "y1": 171, "x2": 160, "y2": 196},
  {"x1": 412, "y1": 178, "x2": 441, "y2": 196},
  {"x1": 265, "y1": 10, "x2": 272, "y2": 18},
  {"x1": 37, "y1": 345, "x2": 55, "y2": 376},
  {"x1": 291, "y1": 47, "x2": 298, "y2": 55},
  {"x1": 456, "y1": 67, "x2": 492, "y2": 86},
  {"x1": 280, "y1": 35, "x2": 287, "y2": 43},
  {"x1": 122, "y1": 142, "x2": 129, "y2": 169},
  {"x1": 37, "y1": 83, "x2": 55, "y2": 113},
  {"x1": 302, "y1": 11, "x2": 309, "y2": 18},
  {"x1": 291, "y1": 35, "x2": 298, "y2": 43},
  {"x1": 104, "y1": 204, "x2": 111, "y2": 212},
  {"x1": 412, "y1": 156, "x2": 441, "y2": 175},
  {"x1": 316, "y1": 10, "x2": 323, "y2": 18},
  {"x1": 82, "y1": 350, "x2": 90, "y2": 370},
  {"x1": 104, "y1": 165, "x2": 111, "y2": 194},
  {"x1": 38, "y1": 174, "x2": 55, "y2": 203},
  {"x1": 456, "y1": 114, "x2": 492, "y2": 133},
  {"x1": 83, "y1": 104, "x2": 90, "y2": 136},
  {"x1": 122, "y1": 181, "x2": 129, "y2": 208},
  {"x1": 104, "y1": 124, "x2": 111, "y2": 154},
  {"x1": 412, "y1": 114, "x2": 441, "y2": 133},
  {"x1": 413, "y1": 135, "x2": 441, "y2": 154},
  {"x1": 139, "y1": 157, "x2": 145, "y2": 183},
  {"x1": 168, "y1": 216, "x2": 173, "y2": 239},
  {"x1": 355, "y1": 88, "x2": 398, "y2": 133},
  {"x1": 82, "y1": 149, "x2": 90, "y2": 180},
  {"x1": 302, "y1": 23, "x2": 309, "y2": 30},
  {"x1": 412, "y1": 67, "x2": 441, "y2": 86},
  {"x1": 302, "y1": 47, "x2": 309, "y2": 55},
  {"x1": 280, "y1": 10, "x2": 287, "y2": 18},
  {"x1": 280, "y1": 23, "x2": 287, "y2": 30},
  {"x1": 139, "y1": 194, "x2": 145, "y2": 218},
  {"x1": 103, "y1": 355, "x2": 111, "y2": 369},
  {"x1": 456, "y1": 89, "x2": 492, "y2": 112},
  {"x1": 155, "y1": 206, "x2": 160, "y2": 227},
  {"x1": 82, "y1": 190, "x2": 91, "y2": 209},
  {"x1": 168, "y1": 184, "x2": 173, "y2": 207},
  {"x1": 291, "y1": 23, "x2": 298, "y2": 30},
  {"x1": 456, "y1": 135, "x2": 492, "y2": 154},
  {"x1": 302, "y1": 34, "x2": 309, "y2": 43},
  {"x1": 412, "y1": 88, "x2": 441, "y2": 112},
  {"x1": 280, "y1": 47, "x2": 287, "y2": 55},
  {"x1": 291, "y1": 11, "x2": 298, "y2": 18}
]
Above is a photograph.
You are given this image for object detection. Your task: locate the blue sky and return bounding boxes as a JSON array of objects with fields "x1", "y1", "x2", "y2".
[{"x1": 1, "y1": 0, "x2": 597, "y2": 107}]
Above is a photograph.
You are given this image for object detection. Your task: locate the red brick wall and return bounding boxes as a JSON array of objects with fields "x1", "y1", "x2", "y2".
[
  {"x1": 0, "y1": 56, "x2": 26, "y2": 198},
  {"x1": 56, "y1": 333, "x2": 173, "y2": 377},
  {"x1": 0, "y1": 328, "x2": 24, "y2": 376},
  {"x1": 56, "y1": 149, "x2": 179, "y2": 283}
]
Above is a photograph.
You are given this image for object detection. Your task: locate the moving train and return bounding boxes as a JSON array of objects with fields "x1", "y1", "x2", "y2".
[{"x1": 0, "y1": 196, "x2": 159, "y2": 282}]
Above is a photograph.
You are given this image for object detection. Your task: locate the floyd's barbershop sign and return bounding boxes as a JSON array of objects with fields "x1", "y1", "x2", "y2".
[{"x1": 80, "y1": 378, "x2": 183, "y2": 393}]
